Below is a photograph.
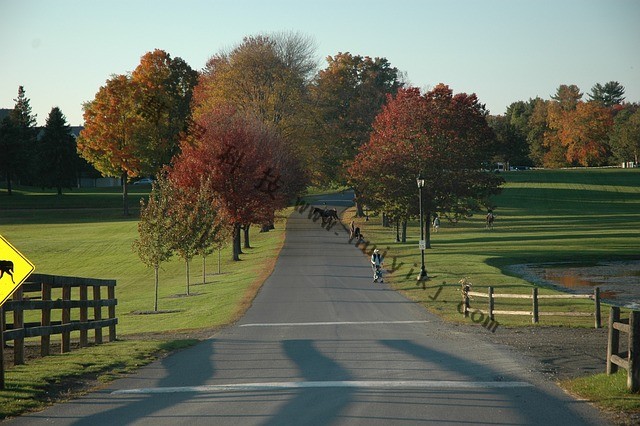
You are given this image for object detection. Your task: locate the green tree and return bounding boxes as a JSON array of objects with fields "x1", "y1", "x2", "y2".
[
  {"x1": 588, "y1": 81, "x2": 626, "y2": 107},
  {"x1": 0, "y1": 86, "x2": 37, "y2": 194},
  {"x1": 133, "y1": 175, "x2": 174, "y2": 312},
  {"x1": 37, "y1": 107, "x2": 78, "y2": 194},
  {"x1": 168, "y1": 177, "x2": 229, "y2": 294},
  {"x1": 551, "y1": 84, "x2": 583, "y2": 111},
  {"x1": 609, "y1": 106, "x2": 640, "y2": 165},
  {"x1": 311, "y1": 52, "x2": 403, "y2": 188}
]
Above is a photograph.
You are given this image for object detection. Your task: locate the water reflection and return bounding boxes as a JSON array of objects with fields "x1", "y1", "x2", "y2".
[{"x1": 508, "y1": 260, "x2": 640, "y2": 309}]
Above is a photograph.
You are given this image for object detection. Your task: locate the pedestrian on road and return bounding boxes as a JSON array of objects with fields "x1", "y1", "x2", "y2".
[
  {"x1": 432, "y1": 214, "x2": 440, "y2": 233},
  {"x1": 371, "y1": 248, "x2": 384, "y2": 283}
]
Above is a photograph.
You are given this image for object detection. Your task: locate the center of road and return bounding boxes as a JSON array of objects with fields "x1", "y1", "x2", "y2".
[{"x1": 112, "y1": 380, "x2": 533, "y2": 395}]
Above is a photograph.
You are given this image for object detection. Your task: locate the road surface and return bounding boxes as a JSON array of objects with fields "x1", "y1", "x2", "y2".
[{"x1": 9, "y1": 193, "x2": 608, "y2": 425}]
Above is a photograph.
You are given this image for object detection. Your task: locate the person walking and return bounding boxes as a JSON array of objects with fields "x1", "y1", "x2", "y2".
[
  {"x1": 432, "y1": 214, "x2": 440, "y2": 233},
  {"x1": 371, "y1": 249, "x2": 384, "y2": 283}
]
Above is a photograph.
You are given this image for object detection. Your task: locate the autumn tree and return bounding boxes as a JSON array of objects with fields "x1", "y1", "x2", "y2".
[
  {"x1": 169, "y1": 106, "x2": 292, "y2": 261},
  {"x1": 77, "y1": 74, "x2": 143, "y2": 215},
  {"x1": 588, "y1": 81, "x2": 625, "y2": 107},
  {"x1": 37, "y1": 107, "x2": 78, "y2": 194},
  {"x1": 133, "y1": 175, "x2": 174, "y2": 312},
  {"x1": 311, "y1": 52, "x2": 404, "y2": 189},
  {"x1": 78, "y1": 50, "x2": 197, "y2": 215},
  {"x1": 349, "y1": 85, "x2": 503, "y2": 246},
  {"x1": 555, "y1": 101, "x2": 613, "y2": 166},
  {"x1": 132, "y1": 49, "x2": 198, "y2": 169},
  {"x1": 194, "y1": 33, "x2": 315, "y2": 179}
]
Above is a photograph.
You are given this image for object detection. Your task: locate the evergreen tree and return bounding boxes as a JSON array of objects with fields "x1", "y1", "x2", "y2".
[
  {"x1": 38, "y1": 107, "x2": 78, "y2": 194},
  {"x1": 0, "y1": 86, "x2": 37, "y2": 194},
  {"x1": 588, "y1": 81, "x2": 626, "y2": 107}
]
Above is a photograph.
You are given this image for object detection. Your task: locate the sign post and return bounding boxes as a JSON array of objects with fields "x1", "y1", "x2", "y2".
[{"x1": 0, "y1": 235, "x2": 35, "y2": 389}]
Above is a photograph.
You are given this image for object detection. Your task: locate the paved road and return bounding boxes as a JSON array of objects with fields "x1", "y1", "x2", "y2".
[{"x1": 11, "y1": 193, "x2": 608, "y2": 425}]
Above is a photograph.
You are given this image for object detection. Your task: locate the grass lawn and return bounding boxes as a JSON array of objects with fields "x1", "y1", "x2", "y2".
[{"x1": 348, "y1": 168, "x2": 640, "y2": 328}]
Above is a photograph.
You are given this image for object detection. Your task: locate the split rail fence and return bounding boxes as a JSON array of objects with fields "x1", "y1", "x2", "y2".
[
  {"x1": 461, "y1": 286, "x2": 602, "y2": 328},
  {"x1": 607, "y1": 307, "x2": 640, "y2": 392},
  {"x1": 1, "y1": 273, "x2": 117, "y2": 384}
]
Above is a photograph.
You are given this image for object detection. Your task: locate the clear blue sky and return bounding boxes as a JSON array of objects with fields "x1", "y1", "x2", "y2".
[{"x1": 1, "y1": 0, "x2": 639, "y2": 126}]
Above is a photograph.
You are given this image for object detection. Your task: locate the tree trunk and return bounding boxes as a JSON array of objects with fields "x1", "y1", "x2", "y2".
[
  {"x1": 121, "y1": 172, "x2": 129, "y2": 216},
  {"x1": 185, "y1": 258, "x2": 190, "y2": 296},
  {"x1": 401, "y1": 220, "x2": 407, "y2": 243},
  {"x1": 154, "y1": 264, "x2": 159, "y2": 312},
  {"x1": 353, "y1": 188, "x2": 365, "y2": 217},
  {"x1": 426, "y1": 211, "x2": 432, "y2": 249},
  {"x1": 395, "y1": 219, "x2": 400, "y2": 242},
  {"x1": 382, "y1": 213, "x2": 390, "y2": 227},
  {"x1": 202, "y1": 255, "x2": 207, "y2": 284},
  {"x1": 243, "y1": 224, "x2": 251, "y2": 249},
  {"x1": 232, "y1": 223, "x2": 241, "y2": 261}
]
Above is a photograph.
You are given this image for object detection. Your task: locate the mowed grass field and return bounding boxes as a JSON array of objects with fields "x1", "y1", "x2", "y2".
[
  {"x1": 347, "y1": 168, "x2": 640, "y2": 327},
  {"x1": 0, "y1": 186, "x2": 289, "y2": 335}
]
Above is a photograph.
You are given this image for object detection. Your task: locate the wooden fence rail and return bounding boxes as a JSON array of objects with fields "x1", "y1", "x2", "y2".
[
  {"x1": 607, "y1": 307, "x2": 640, "y2": 392},
  {"x1": 462, "y1": 286, "x2": 601, "y2": 328},
  {"x1": 1, "y1": 273, "x2": 117, "y2": 367}
]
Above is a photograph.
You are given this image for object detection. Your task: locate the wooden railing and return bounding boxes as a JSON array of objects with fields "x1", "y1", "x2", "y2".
[
  {"x1": 607, "y1": 307, "x2": 640, "y2": 392},
  {"x1": 461, "y1": 286, "x2": 601, "y2": 328},
  {"x1": 1, "y1": 273, "x2": 117, "y2": 367}
]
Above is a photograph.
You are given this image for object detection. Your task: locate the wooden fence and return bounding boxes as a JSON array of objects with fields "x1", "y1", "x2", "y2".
[
  {"x1": 607, "y1": 307, "x2": 640, "y2": 392},
  {"x1": 1, "y1": 273, "x2": 117, "y2": 370},
  {"x1": 461, "y1": 286, "x2": 601, "y2": 328}
]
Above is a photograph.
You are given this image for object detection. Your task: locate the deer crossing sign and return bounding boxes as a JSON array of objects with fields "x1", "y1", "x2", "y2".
[{"x1": 0, "y1": 234, "x2": 35, "y2": 307}]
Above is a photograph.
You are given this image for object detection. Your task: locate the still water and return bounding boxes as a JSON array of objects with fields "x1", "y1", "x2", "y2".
[{"x1": 508, "y1": 260, "x2": 640, "y2": 310}]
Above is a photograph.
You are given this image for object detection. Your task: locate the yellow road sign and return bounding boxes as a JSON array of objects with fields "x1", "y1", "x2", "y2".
[{"x1": 0, "y1": 234, "x2": 35, "y2": 307}]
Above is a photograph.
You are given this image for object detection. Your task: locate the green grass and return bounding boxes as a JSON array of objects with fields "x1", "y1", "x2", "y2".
[
  {"x1": 562, "y1": 371, "x2": 640, "y2": 417},
  {"x1": 348, "y1": 168, "x2": 640, "y2": 327}
]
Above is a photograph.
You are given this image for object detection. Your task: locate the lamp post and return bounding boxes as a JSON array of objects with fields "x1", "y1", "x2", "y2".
[{"x1": 417, "y1": 174, "x2": 428, "y2": 282}]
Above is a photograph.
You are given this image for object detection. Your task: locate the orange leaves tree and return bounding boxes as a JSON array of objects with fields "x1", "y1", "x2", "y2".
[
  {"x1": 78, "y1": 50, "x2": 197, "y2": 215},
  {"x1": 349, "y1": 85, "x2": 503, "y2": 246},
  {"x1": 77, "y1": 74, "x2": 142, "y2": 215},
  {"x1": 169, "y1": 106, "x2": 296, "y2": 261}
]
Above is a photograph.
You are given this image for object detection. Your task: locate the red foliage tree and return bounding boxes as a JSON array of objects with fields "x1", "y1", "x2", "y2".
[
  {"x1": 349, "y1": 84, "x2": 502, "y2": 245},
  {"x1": 169, "y1": 106, "x2": 292, "y2": 260}
]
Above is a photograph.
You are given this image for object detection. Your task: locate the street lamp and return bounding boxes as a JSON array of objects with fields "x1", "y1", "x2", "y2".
[{"x1": 416, "y1": 174, "x2": 428, "y2": 282}]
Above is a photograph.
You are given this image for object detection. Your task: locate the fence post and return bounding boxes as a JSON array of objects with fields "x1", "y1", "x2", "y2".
[
  {"x1": 41, "y1": 282, "x2": 51, "y2": 356},
  {"x1": 464, "y1": 292, "x2": 470, "y2": 318},
  {"x1": 13, "y1": 287, "x2": 24, "y2": 365},
  {"x1": 79, "y1": 284, "x2": 88, "y2": 347},
  {"x1": 629, "y1": 311, "x2": 640, "y2": 392},
  {"x1": 108, "y1": 285, "x2": 116, "y2": 342},
  {"x1": 93, "y1": 285, "x2": 103, "y2": 344},
  {"x1": 488, "y1": 287, "x2": 494, "y2": 321},
  {"x1": 0, "y1": 306, "x2": 5, "y2": 389},
  {"x1": 607, "y1": 306, "x2": 620, "y2": 375},
  {"x1": 532, "y1": 288, "x2": 539, "y2": 324},
  {"x1": 594, "y1": 287, "x2": 601, "y2": 329},
  {"x1": 61, "y1": 285, "x2": 71, "y2": 353}
]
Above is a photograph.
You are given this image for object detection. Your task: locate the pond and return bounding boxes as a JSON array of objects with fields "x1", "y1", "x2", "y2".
[{"x1": 508, "y1": 260, "x2": 640, "y2": 310}]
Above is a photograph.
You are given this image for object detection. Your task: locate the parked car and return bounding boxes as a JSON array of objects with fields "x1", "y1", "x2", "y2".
[{"x1": 133, "y1": 178, "x2": 154, "y2": 185}]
